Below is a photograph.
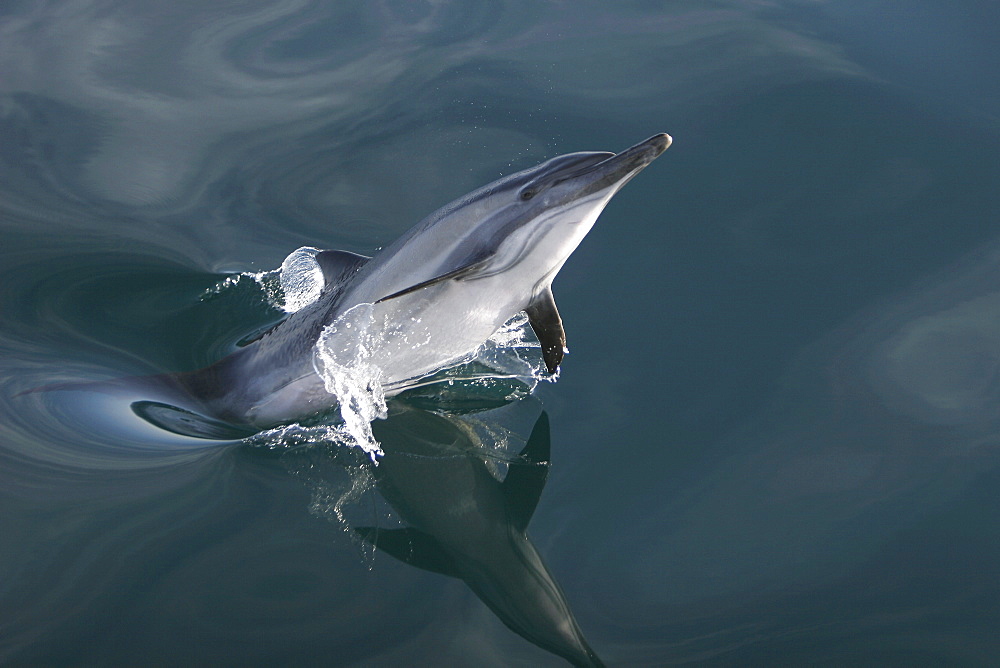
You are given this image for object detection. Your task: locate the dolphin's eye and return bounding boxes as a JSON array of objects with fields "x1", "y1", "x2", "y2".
[{"x1": 520, "y1": 188, "x2": 536, "y2": 201}]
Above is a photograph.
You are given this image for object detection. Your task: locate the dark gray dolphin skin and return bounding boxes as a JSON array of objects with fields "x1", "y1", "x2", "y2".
[
  {"x1": 171, "y1": 134, "x2": 671, "y2": 429},
  {"x1": 358, "y1": 404, "x2": 604, "y2": 668}
]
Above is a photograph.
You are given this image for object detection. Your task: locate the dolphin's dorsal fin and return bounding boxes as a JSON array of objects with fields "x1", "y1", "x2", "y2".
[
  {"x1": 315, "y1": 250, "x2": 370, "y2": 289},
  {"x1": 525, "y1": 286, "x2": 566, "y2": 375},
  {"x1": 375, "y1": 252, "x2": 495, "y2": 304},
  {"x1": 353, "y1": 526, "x2": 460, "y2": 578},
  {"x1": 504, "y1": 411, "x2": 551, "y2": 532}
]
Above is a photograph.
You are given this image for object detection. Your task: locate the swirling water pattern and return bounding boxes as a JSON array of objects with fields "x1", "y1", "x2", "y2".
[{"x1": 2, "y1": 1, "x2": 1000, "y2": 665}]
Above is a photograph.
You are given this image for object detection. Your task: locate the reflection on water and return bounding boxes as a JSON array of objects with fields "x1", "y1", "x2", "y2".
[
  {"x1": 265, "y1": 399, "x2": 604, "y2": 666},
  {"x1": 363, "y1": 404, "x2": 603, "y2": 667}
]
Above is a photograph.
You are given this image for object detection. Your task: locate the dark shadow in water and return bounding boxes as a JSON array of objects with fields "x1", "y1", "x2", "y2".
[{"x1": 353, "y1": 403, "x2": 604, "y2": 668}]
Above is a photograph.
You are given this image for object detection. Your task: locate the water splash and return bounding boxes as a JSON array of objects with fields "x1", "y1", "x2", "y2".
[
  {"x1": 200, "y1": 245, "x2": 324, "y2": 312},
  {"x1": 313, "y1": 303, "x2": 389, "y2": 460},
  {"x1": 479, "y1": 312, "x2": 551, "y2": 388},
  {"x1": 278, "y1": 246, "x2": 325, "y2": 313},
  {"x1": 244, "y1": 422, "x2": 350, "y2": 452},
  {"x1": 396, "y1": 313, "x2": 551, "y2": 401},
  {"x1": 200, "y1": 269, "x2": 283, "y2": 307}
]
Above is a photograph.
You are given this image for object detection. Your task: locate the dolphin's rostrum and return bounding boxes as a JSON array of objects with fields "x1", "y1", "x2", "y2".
[{"x1": 173, "y1": 134, "x2": 671, "y2": 429}]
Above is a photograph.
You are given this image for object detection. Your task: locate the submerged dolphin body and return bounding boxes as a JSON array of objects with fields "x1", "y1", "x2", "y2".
[{"x1": 175, "y1": 134, "x2": 671, "y2": 428}]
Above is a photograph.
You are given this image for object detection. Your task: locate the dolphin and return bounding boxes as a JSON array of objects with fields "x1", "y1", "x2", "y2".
[
  {"x1": 124, "y1": 134, "x2": 671, "y2": 431},
  {"x1": 356, "y1": 403, "x2": 605, "y2": 667}
]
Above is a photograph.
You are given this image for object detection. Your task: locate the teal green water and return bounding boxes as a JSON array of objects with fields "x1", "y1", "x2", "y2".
[{"x1": 3, "y1": 2, "x2": 1000, "y2": 665}]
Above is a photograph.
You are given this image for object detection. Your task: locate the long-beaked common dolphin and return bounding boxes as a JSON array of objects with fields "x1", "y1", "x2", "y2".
[
  {"x1": 357, "y1": 404, "x2": 605, "y2": 668},
  {"x1": 163, "y1": 134, "x2": 671, "y2": 430}
]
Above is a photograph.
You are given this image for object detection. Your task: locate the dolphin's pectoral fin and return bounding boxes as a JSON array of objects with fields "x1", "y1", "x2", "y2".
[
  {"x1": 375, "y1": 253, "x2": 495, "y2": 304},
  {"x1": 525, "y1": 286, "x2": 566, "y2": 375},
  {"x1": 353, "y1": 526, "x2": 460, "y2": 577},
  {"x1": 315, "y1": 250, "x2": 371, "y2": 288},
  {"x1": 504, "y1": 411, "x2": 551, "y2": 532}
]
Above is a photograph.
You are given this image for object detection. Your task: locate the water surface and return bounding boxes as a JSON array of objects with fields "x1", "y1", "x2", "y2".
[{"x1": 2, "y1": 1, "x2": 1000, "y2": 665}]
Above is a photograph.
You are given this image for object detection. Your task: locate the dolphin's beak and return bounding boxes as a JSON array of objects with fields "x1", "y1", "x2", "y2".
[
  {"x1": 575, "y1": 133, "x2": 672, "y2": 195},
  {"x1": 648, "y1": 132, "x2": 673, "y2": 154},
  {"x1": 603, "y1": 133, "x2": 672, "y2": 170}
]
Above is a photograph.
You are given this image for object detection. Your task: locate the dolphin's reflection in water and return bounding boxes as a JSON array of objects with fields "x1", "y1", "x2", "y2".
[
  {"x1": 124, "y1": 380, "x2": 602, "y2": 665},
  {"x1": 278, "y1": 397, "x2": 600, "y2": 668},
  {"x1": 361, "y1": 403, "x2": 603, "y2": 667}
]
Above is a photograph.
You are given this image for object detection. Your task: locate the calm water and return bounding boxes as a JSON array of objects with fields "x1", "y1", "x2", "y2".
[{"x1": 3, "y1": 2, "x2": 1000, "y2": 665}]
